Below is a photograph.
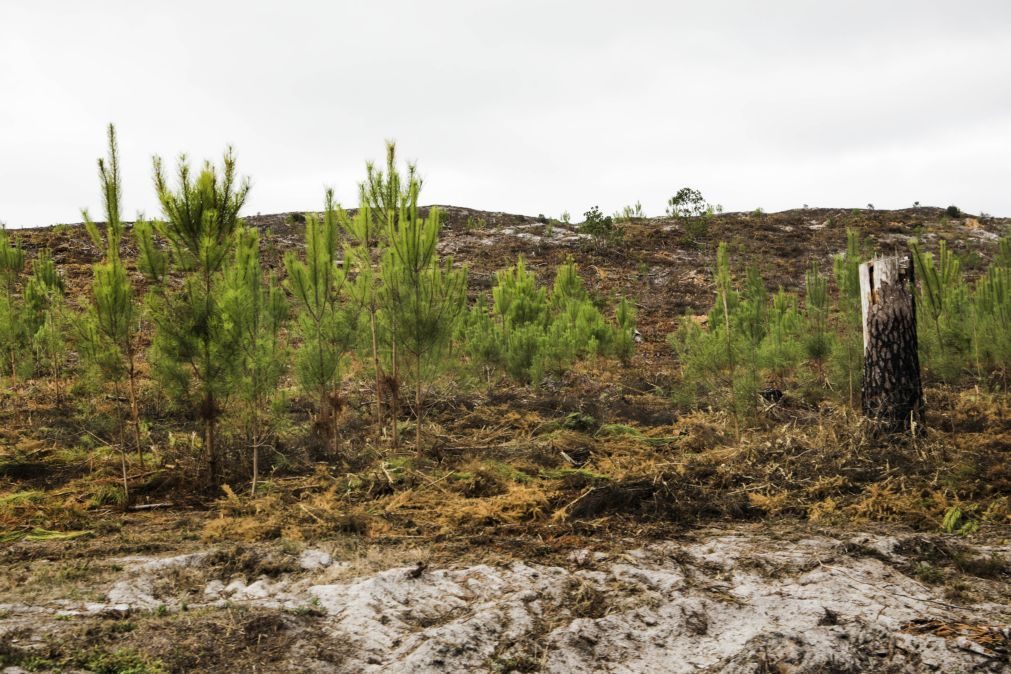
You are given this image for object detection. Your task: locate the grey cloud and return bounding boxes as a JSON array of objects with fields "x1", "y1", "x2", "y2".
[{"x1": 1, "y1": 0, "x2": 1009, "y2": 227}]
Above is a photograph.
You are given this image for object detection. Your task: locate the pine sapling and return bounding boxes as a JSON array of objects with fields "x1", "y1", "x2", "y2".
[
  {"x1": 0, "y1": 229, "x2": 26, "y2": 384},
  {"x1": 285, "y1": 190, "x2": 357, "y2": 456},
  {"x1": 224, "y1": 227, "x2": 287, "y2": 493},
  {"x1": 81, "y1": 124, "x2": 146, "y2": 466},
  {"x1": 138, "y1": 147, "x2": 250, "y2": 485},
  {"x1": 381, "y1": 183, "x2": 467, "y2": 451}
]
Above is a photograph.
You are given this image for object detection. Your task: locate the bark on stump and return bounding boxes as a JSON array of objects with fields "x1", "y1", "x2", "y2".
[{"x1": 859, "y1": 256, "x2": 924, "y2": 433}]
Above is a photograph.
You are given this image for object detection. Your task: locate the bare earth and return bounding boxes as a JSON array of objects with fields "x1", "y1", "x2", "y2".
[{"x1": 2, "y1": 523, "x2": 1008, "y2": 673}]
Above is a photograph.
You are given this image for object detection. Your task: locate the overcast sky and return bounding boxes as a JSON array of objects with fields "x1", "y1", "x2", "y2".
[{"x1": 2, "y1": 1, "x2": 1010, "y2": 228}]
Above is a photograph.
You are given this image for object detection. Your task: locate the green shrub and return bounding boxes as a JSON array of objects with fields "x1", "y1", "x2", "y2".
[
  {"x1": 666, "y1": 187, "x2": 720, "y2": 246},
  {"x1": 829, "y1": 229, "x2": 864, "y2": 406},
  {"x1": 464, "y1": 256, "x2": 628, "y2": 383},
  {"x1": 580, "y1": 206, "x2": 622, "y2": 245}
]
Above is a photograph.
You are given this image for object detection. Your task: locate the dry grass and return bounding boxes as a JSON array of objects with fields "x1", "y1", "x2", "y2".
[
  {"x1": 4, "y1": 378, "x2": 1008, "y2": 548},
  {"x1": 143, "y1": 383, "x2": 1008, "y2": 546}
]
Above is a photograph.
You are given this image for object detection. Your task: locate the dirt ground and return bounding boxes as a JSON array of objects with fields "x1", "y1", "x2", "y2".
[{"x1": 1, "y1": 516, "x2": 1009, "y2": 673}]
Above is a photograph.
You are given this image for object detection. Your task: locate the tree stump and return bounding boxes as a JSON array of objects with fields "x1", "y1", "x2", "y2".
[{"x1": 859, "y1": 256, "x2": 924, "y2": 433}]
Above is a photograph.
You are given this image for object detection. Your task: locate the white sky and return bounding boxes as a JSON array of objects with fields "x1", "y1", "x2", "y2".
[{"x1": 2, "y1": 0, "x2": 1010, "y2": 228}]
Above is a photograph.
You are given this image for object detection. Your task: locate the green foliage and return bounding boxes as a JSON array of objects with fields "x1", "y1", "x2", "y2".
[
  {"x1": 941, "y1": 505, "x2": 979, "y2": 535},
  {"x1": 669, "y1": 243, "x2": 808, "y2": 420},
  {"x1": 285, "y1": 190, "x2": 357, "y2": 452},
  {"x1": 665, "y1": 187, "x2": 707, "y2": 219},
  {"x1": 142, "y1": 147, "x2": 250, "y2": 482},
  {"x1": 465, "y1": 256, "x2": 626, "y2": 384},
  {"x1": 803, "y1": 261, "x2": 832, "y2": 366},
  {"x1": 381, "y1": 180, "x2": 467, "y2": 448},
  {"x1": 84, "y1": 648, "x2": 166, "y2": 674},
  {"x1": 24, "y1": 250, "x2": 67, "y2": 382},
  {"x1": 79, "y1": 126, "x2": 143, "y2": 415},
  {"x1": 830, "y1": 228, "x2": 864, "y2": 406},
  {"x1": 580, "y1": 206, "x2": 622, "y2": 244},
  {"x1": 665, "y1": 187, "x2": 720, "y2": 246},
  {"x1": 972, "y1": 237, "x2": 1011, "y2": 384},
  {"x1": 349, "y1": 140, "x2": 420, "y2": 448},
  {"x1": 224, "y1": 226, "x2": 287, "y2": 478},
  {"x1": 0, "y1": 228, "x2": 27, "y2": 379},
  {"x1": 910, "y1": 238, "x2": 972, "y2": 382},
  {"x1": 758, "y1": 289, "x2": 803, "y2": 385},
  {"x1": 613, "y1": 297, "x2": 637, "y2": 366},
  {"x1": 615, "y1": 201, "x2": 645, "y2": 222}
]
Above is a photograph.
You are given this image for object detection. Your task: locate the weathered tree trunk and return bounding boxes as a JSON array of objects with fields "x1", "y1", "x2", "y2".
[{"x1": 859, "y1": 256, "x2": 924, "y2": 433}]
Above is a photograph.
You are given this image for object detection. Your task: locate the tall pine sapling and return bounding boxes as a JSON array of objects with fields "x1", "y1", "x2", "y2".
[
  {"x1": 81, "y1": 124, "x2": 146, "y2": 464},
  {"x1": 910, "y1": 238, "x2": 970, "y2": 381},
  {"x1": 224, "y1": 227, "x2": 287, "y2": 493},
  {"x1": 285, "y1": 190, "x2": 357, "y2": 455},
  {"x1": 973, "y1": 236, "x2": 1011, "y2": 387},
  {"x1": 359, "y1": 141, "x2": 419, "y2": 448},
  {"x1": 137, "y1": 148, "x2": 250, "y2": 485},
  {"x1": 491, "y1": 256, "x2": 548, "y2": 382},
  {"x1": 381, "y1": 181, "x2": 467, "y2": 451},
  {"x1": 341, "y1": 198, "x2": 387, "y2": 439}
]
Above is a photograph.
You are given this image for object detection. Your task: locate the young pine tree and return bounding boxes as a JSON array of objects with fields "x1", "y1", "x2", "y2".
[
  {"x1": 541, "y1": 259, "x2": 615, "y2": 376},
  {"x1": 81, "y1": 123, "x2": 145, "y2": 463},
  {"x1": 460, "y1": 295, "x2": 502, "y2": 381},
  {"x1": 973, "y1": 236, "x2": 1011, "y2": 387},
  {"x1": 803, "y1": 261, "x2": 832, "y2": 379},
  {"x1": 910, "y1": 238, "x2": 971, "y2": 382},
  {"x1": 381, "y1": 183, "x2": 467, "y2": 451},
  {"x1": 0, "y1": 230, "x2": 26, "y2": 383},
  {"x1": 467, "y1": 255, "x2": 625, "y2": 384},
  {"x1": 24, "y1": 250, "x2": 67, "y2": 394},
  {"x1": 668, "y1": 243, "x2": 756, "y2": 433},
  {"x1": 358, "y1": 142, "x2": 420, "y2": 448},
  {"x1": 757, "y1": 288, "x2": 802, "y2": 388},
  {"x1": 831, "y1": 229, "x2": 863, "y2": 406},
  {"x1": 285, "y1": 190, "x2": 358, "y2": 455},
  {"x1": 341, "y1": 199, "x2": 387, "y2": 439},
  {"x1": 136, "y1": 148, "x2": 250, "y2": 485},
  {"x1": 491, "y1": 256, "x2": 548, "y2": 382},
  {"x1": 613, "y1": 297, "x2": 637, "y2": 366},
  {"x1": 223, "y1": 227, "x2": 287, "y2": 493}
]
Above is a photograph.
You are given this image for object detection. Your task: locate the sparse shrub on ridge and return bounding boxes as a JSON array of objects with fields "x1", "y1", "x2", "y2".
[
  {"x1": 580, "y1": 206, "x2": 622, "y2": 245},
  {"x1": 665, "y1": 187, "x2": 721, "y2": 246}
]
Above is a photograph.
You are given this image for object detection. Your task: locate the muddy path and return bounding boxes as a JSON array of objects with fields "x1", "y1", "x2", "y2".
[{"x1": 2, "y1": 523, "x2": 1008, "y2": 673}]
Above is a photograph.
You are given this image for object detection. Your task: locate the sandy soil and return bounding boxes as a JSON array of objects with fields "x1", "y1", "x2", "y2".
[{"x1": 2, "y1": 524, "x2": 1008, "y2": 673}]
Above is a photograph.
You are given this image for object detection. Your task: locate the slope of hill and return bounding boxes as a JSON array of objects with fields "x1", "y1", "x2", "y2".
[{"x1": 1, "y1": 205, "x2": 1009, "y2": 673}]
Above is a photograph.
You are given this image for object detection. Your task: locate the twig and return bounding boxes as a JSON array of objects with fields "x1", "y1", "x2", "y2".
[
  {"x1": 127, "y1": 502, "x2": 174, "y2": 511},
  {"x1": 298, "y1": 503, "x2": 326, "y2": 524}
]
